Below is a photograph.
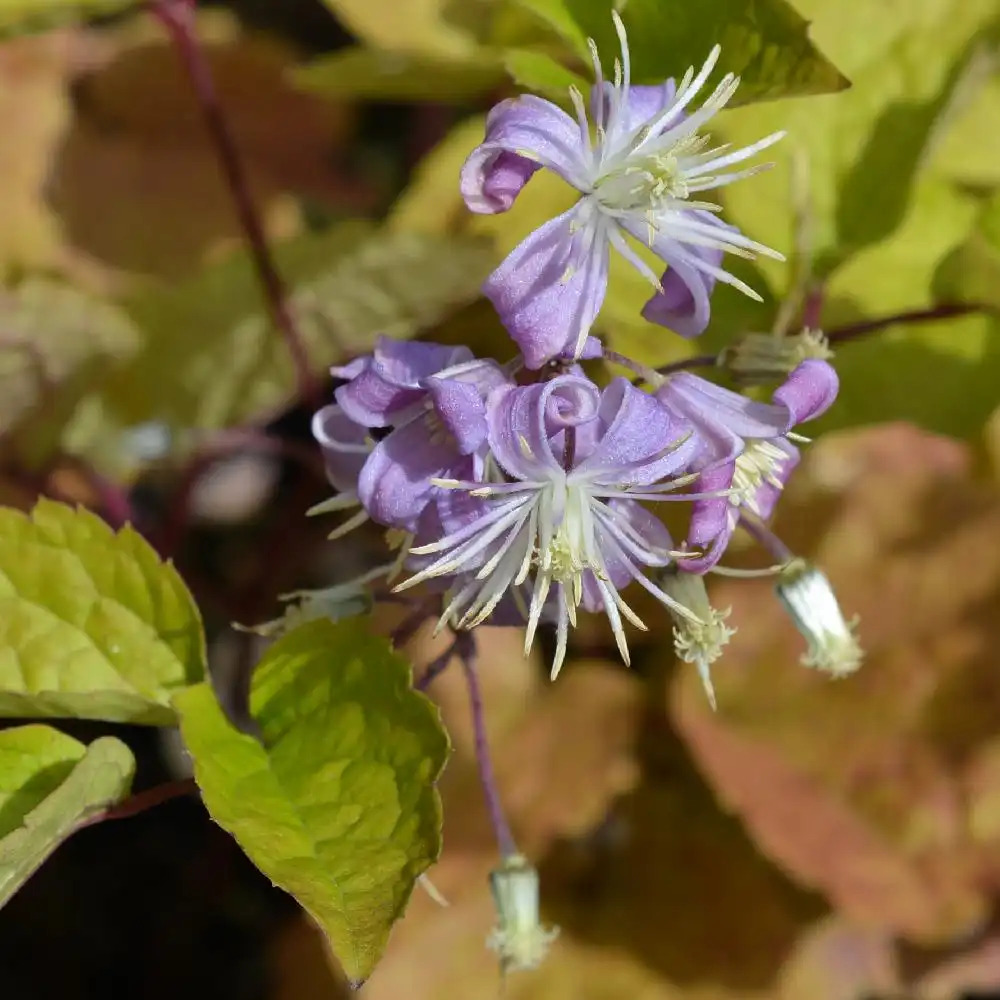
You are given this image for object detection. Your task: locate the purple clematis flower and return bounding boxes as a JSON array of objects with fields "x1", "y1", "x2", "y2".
[
  {"x1": 460, "y1": 12, "x2": 784, "y2": 367},
  {"x1": 396, "y1": 373, "x2": 706, "y2": 678},
  {"x1": 327, "y1": 337, "x2": 513, "y2": 532},
  {"x1": 654, "y1": 359, "x2": 839, "y2": 570}
]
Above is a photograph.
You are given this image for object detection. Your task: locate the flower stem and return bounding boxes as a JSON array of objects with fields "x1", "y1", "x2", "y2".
[
  {"x1": 655, "y1": 353, "x2": 719, "y2": 376},
  {"x1": 415, "y1": 638, "x2": 458, "y2": 691},
  {"x1": 824, "y1": 302, "x2": 989, "y2": 346},
  {"x1": 458, "y1": 632, "x2": 516, "y2": 857},
  {"x1": 77, "y1": 777, "x2": 198, "y2": 831},
  {"x1": 149, "y1": 0, "x2": 319, "y2": 407},
  {"x1": 739, "y1": 513, "x2": 795, "y2": 563}
]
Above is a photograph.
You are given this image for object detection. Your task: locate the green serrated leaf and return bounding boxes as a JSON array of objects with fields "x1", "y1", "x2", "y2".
[
  {"x1": 814, "y1": 178, "x2": 995, "y2": 440},
  {"x1": 512, "y1": 0, "x2": 848, "y2": 102},
  {"x1": 715, "y1": 0, "x2": 1000, "y2": 286},
  {"x1": 0, "y1": 730, "x2": 133, "y2": 907},
  {"x1": 0, "y1": 0, "x2": 139, "y2": 36},
  {"x1": 0, "y1": 279, "x2": 140, "y2": 467},
  {"x1": 102, "y1": 224, "x2": 494, "y2": 433},
  {"x1": 0, "y1": 499, "x2": 206, "y2": 725},
  {"x1": 502, "y1": 46, "x2": 587, "y2": 100},
  {"x1": 294, "y1": 46, "x2": 504, "y2": 102},
  {"x1": 0, "y1": 724, "x2": 85, "y2": 840},
  {"x1": 175, "y1": 618, "x2": 449, "y2": 984},
  {"x1": 319, "y1": 0, "x2": 487, "y2": 58}
]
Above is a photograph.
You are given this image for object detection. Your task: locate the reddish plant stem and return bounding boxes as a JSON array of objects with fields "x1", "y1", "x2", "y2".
[
  {"x1": 77, "y1": 777, "x2": 198, "y2": 831},
  {"x1": 414, "y1": 638, "x2": 458, "y2": 691},
  {"x1": 149, "y1": 0, "x2": 319, "y2": 408},
  {"x1": 49, "y1": 454, "x2": 136, "y2": 530},
  {"x1": 825, "y1": 302, "x2": 989, "y2": 346},
  {"x1": 654, "y1": 353, "x2": 718, "y2": 376}
]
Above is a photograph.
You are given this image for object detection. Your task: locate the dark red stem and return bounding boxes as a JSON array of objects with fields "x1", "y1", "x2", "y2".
[
  {"x1": 825, "y1": 302, "x2": 990, "y2": 346},
  {"x1": 78, "y1": 777, "x2": 198, "y2": 830},
  {"x1": 149, "y1": 0, "x2": 319, "y2": 407}
]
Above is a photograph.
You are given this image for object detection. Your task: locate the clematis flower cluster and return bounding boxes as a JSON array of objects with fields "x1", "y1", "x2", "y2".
[{"x1": 308, "y1": 13, "x2": 862, "y2": 700}]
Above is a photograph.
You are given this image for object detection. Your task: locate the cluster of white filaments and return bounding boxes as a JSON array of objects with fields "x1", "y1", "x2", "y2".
[
  {"x1": 729, "y1": 439, "x2": 790, "y2": 512},
  {"x1": 554, "y1": 12, "x2": 786, "y2": 301},
  {"x1": 487, "y1": 854, "x2": 559, "y2": 974},
  {"x1": 397, "y1": 452, "x2": 702, "y2": 678},
  {"x1": 660, "y1": 569, "x2": 735, "y2": 709},
  {"x1": 776, "y1": 560, "x2": 862, "y2": 677}
]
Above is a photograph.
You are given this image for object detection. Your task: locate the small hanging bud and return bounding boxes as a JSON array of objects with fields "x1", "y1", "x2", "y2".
[
  {"x1": 660, "y1": 569, "x2": 735, "y2": 710},
  {"x1": 725, "y1": 329, "x2": 833, "y2": 385},
  {"x1": 775, "y1": 559, "x2": 862, "y2": 677},
  {"x1": 486, "y1": 853, "x2": 558, "y2": 974}
]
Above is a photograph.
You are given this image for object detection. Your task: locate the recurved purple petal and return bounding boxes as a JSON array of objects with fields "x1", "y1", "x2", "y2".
[
  {"x1": 357, "y1": 417, "x2": 470, "y2": 530},
  {"x1": 335, "y1": 338, "x2": 473, "y2": 427},
  {"x1": 772, "y1": 359, "x2": 839, "y2": 424},
  {"x1": 484, "y1": 204, "x2": 610, "y2": 369},
  {"x1": 576, "y1": 378, "x2": 695, "y2": 484},
  {"x1": 488, "y1": 376, "x2": 600, "y2": 481},
  {"x1": 423, "y1": 376, "x2": 487, "y2": 455},
  {"x1": 677, "y1": 463, "x2": 737, "y2": 573},
  {"x1": 460, "y1": 95, "x2": 588, "y2": 214},
  {"x1": 656, "y1": 372, "x2": 792, "y2": 464},
  {"x1": 310, "y1": 403, "x2": 369, "y2": 494},
  {"x1": 641, "y1": 248, "x2": 718, "y2": 339}
]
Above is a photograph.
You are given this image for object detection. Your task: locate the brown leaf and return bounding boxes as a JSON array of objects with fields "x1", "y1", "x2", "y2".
[
  {"x1": 39, "y1": 11, "x2": 369, "y2": 287},
  {"x1": 672, "y1": 423, "x2": 1000, "y2": 943}
]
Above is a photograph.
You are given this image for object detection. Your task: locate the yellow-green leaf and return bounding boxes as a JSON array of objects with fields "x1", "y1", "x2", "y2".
[
  {"x1": 513, "y1": 0, "x2": 848, "y2": 102},
  {"x1": 293, "y1": 46, "x2": 505, "y2": 102},
  {"x1": 103, "y1": 224, "x2": 494, "y2": 433},
  {"x1": 0, "y1": 279, "x2": 140, "y2": 468},
  {"x1": 0, "y1": 0, "x2": 139, "y2": 36},
  {"x1": 318, "y1": 0, "x2": 486, "y2": 59},
  {"x1": 174, "y1": 618, "x2": 450, "y2": 984},
  {"x1": 0, "y1": 728, "x2": 133, "y2": 907},
  {"x1": 502, "y1": 47, "x2": 587, "y2": 100},
  {"x1": 0, "y1": 499, "x2": 206, "y2": 725}
]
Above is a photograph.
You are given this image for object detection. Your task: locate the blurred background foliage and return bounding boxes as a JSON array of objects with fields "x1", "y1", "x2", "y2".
[{"x1": 1, "y1": 0, "x2": 1000, "y2": 997}]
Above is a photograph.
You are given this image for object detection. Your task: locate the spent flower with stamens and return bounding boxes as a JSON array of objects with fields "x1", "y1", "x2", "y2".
[
  {"x1": 460, "y1": 12, "x2": 785, "y2": 367},
  {"x1": 776, "y1": 559, "x2": 862, "y2": 677},
  {"x1": 397, "y1": 374, "x2": 707, "y2": 678},
  {"x1": 725, "y1": 328, "x2": 834, "y2": 386},
  {"x1": 660, "y1": 568, "x2": 735, "y2": 709},
  {"x1": 487, "y1": 854, "x2": 559, "y2": 974}
]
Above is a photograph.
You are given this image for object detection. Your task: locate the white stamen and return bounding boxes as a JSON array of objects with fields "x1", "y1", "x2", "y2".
[{"x1": 660, "y1": 569, "x2": 735, "y2": 710}]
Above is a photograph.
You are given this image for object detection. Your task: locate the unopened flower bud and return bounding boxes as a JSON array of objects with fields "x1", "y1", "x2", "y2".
[
  {"x1": 775, "y1": 559, "x2": 862, "y2": 677},
  {"x1": 725, "y1": 329, "x2": 833, "y2": 385},
  {"x1": 660, "y1": 569, "x2": 735, "y2": 710},
  {"x1": 487, "y1": 853, "x2": 558, "y2": 974}
]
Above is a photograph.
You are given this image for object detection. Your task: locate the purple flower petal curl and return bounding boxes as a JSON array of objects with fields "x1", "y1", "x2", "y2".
[
  {"x1": 310, "y1": 403, "x2": 370, "y2": 494},
  {"x1": 334, "y1": 337, "x2": 473, "y2": 427},
  {"x1": 460, "y1": 96, "x2": 588, "y2": 214}
]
